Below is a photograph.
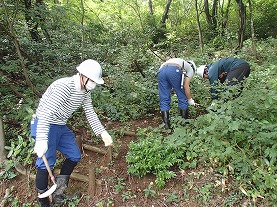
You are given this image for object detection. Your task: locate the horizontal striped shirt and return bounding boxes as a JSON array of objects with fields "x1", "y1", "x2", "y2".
[{"x1": 35, "y1": 74, "x2": 105, "y2": 141}]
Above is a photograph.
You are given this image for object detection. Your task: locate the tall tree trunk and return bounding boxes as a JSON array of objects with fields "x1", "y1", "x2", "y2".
[
  {"x1": 148, "y1": 0, "x2": 153, "y2": 15},
  {"x1": 222, "y1": 0, "x2": 231, "y2": 31},
  {"x1": 80, "y1": 0, "x2": 85, "y2": 61},
  {"x1": 195, "y1": 0, "x2": 204, "y2": 53},
  {"x1": 160, "y1": 0, "x2": 172, "y2": 28},
  {"x1": 123, "y1": 0, "x2": 144, "y2": 30},
  {"x1": 0, "y1": 116, "x2": 5, "y2": 162},
  {"x1": 1, "y1": 0, "x2": 39, "y2": 97},
  {"x1": 236, "y1": 0, "x2": 246, "y2": 49},
  {"x1": 23, "y1": 0, "x2": 41, "y2": 41},
  {"x1": 248, "y1": 0, "x2": 257, "y2": 57},
  {"x1": 211, "y1": 0, "x2": 218, "y2": 30},
  {"x1": 36, "y1": 0, "x2": 52, "y2": 44},
  {"x1": 204, "y1": 0, "x2": 212, "y2": 27}
]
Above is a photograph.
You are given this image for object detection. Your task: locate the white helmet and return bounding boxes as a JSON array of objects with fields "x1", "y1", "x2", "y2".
[
  {"x1": 197, "y1": 65, "x2": 206, "y2": 78},
  {"x1": 77, "y1": 59, "x2": 104, "y2": 84},
  {"x1": 187, "y1": 61, "x2": 196, "y2": 74}
]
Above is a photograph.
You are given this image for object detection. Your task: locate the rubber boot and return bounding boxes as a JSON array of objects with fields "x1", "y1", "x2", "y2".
[
  {"x1": 37, "y1": 188, "x2": 51, "y2": 207},
  {"x1": 52, "y1": 175, "x2": 70, "y2": 204},
  {"x1": 180, "y1": 108, "x2": 188, "y2": 119},
  {"x1": 161, "y1": 110, "x2": 170, "y2": 129}
]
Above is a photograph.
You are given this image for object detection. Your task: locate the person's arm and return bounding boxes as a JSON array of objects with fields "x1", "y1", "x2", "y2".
[
  {"x1": 83, "y1": 93, "x2": 113, "y2": 146},
  {"x1": 83, "y1": 92, "x2": 105, "y2": 135},
  {"x1": 184, "y1": 77, "x2": 195, "y2": 105},
  {"x1": 184, "y1": 77, "x2": 192, "y2": 99}
]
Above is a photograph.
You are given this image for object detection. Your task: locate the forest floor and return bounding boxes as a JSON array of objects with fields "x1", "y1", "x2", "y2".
[{"x1": 0, "y1": 113, "x2": 270, "y2": 207}]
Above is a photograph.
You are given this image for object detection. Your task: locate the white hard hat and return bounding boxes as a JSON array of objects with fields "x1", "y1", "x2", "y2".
[
  {"x1": 76, "y1": 59, "x2": 104, "y2": 84},
  {"x1": 187, "y1": 61, "x2": 196, "y2": 74},
  {"x1": 197, "y1": 65, "x2": 206, "y2": 78}
]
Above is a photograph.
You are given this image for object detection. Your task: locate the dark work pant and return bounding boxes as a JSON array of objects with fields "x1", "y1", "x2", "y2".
[
  {"x1": 226, "y1": 63, "x2": 250, "y2": 99},
  {"x1": 226, "y1": 63, "x2": 250, "y2": 86}
]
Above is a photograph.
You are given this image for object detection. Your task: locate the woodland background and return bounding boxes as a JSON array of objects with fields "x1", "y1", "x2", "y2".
[{"x1": 0, "y1": 0, "x2": 276, "y2": 206}]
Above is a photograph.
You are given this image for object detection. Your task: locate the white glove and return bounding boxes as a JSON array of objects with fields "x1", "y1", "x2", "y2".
[
  {"x1": 188, "y1": 98, "x2": 196, "y2": 106},
  {"x1": 34, "y1": 140, "x2": 48, "y2": 158},
  {"x1": 101, "y1": 131, "x2": 113, "y2": 146}
]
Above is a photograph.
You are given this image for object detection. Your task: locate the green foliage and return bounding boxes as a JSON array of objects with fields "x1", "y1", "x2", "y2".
[
  {"x1": 0, "y1": 160, "x2": 17, "y2": 180},
  {"x1": 143, "y1": 183, "x2": 156, "y2": 198},
  {"x1": 127, "y1": 40, "x2": 277, "y2": 203},
  {"x1": 193, "y1": 184, "x2": 213, "y2": 204},
  {"x1": 5, "y1": 135, "x2": 34, "y2": 166},
  {"x1": 114, "y1": 177, "x2": 126, "y2": 194},
  {"x1": 91, "y1": 69, "x2": 159, "y2": 121},
  {"x1": 252, "y1": 0, "x2": 277, "y2": 38},
  {"x1": 63, "y1": 196, "x2": 81, "y2": 206},
  {"x1": 170, "y1": 85, "x2": 277, "y2": 202},
  {"x1": 1, "y1": 98, "x2": 35, "y2": 177},
  {"x1": 165, "y1": 190, "x2": 181, "y2": 204},
  {"x1": 223, "y1": 192, "x2": 244, "y2": 207},
  {"x1": 1, "y1": 0, "x2": 277, "y2": 205},
  {"x1": 126, "y1": 128, "x2": 184, "y2": 188}
]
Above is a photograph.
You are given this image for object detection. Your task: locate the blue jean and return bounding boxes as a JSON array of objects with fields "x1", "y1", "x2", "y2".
[
  {"x1": 34, "y1": 124, "x2": 81, "y2": 170},
  {"x1": 158, "y1": 65, "x2": 188, "y2": 111}
]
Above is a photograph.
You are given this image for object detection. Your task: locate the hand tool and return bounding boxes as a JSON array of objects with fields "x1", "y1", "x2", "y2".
[{"x1": 38, "y1": 155, "x2": 57, "y2": 198}]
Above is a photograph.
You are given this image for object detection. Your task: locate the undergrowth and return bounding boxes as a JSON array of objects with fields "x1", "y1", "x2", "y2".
[{"x1": 126, "y1": 40, "x2": 277, "y2": 205}]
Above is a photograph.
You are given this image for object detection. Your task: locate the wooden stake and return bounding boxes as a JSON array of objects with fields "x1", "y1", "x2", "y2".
[
  {"x1": 123, "y1": 131, "x2": 136, "y2": 136},
  {"x1": 107, "y1": 146, "x2": 112, "y2": 163},
  {"x1": 88, "y1": 165, "x2": 96, "y2": 197},
  {"x1": 83, "y1": 144, "x2": 107, "y2": 154}
]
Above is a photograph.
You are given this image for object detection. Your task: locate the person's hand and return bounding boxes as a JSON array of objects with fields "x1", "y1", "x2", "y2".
[
  {"x1": 34, "y1": 140, "x2": 48, "y2": 158},
  {"x1": 188, "y1": 98, "x2": 196, "y2": 106},
  {"x1": 101, "y1": 131, "x2": 113, "y2": 146}
]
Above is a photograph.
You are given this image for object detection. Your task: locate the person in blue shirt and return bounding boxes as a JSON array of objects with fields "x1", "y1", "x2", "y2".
[
  {"x1": 196, "y1": 57, "x2": 250, "y2": 100},
  {"x1": 158, "y1": 58, "x2": 196, "y2": 129}
]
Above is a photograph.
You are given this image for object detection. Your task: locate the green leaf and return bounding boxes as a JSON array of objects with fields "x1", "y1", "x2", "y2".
[{"x1": 229, "y1": 121, "x2": 239, "y2": 131}]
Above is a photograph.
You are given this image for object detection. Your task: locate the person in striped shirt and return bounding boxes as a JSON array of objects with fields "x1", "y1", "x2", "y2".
[{"x1": 31, "y1": 59, "x2": 113, "y2": 206}]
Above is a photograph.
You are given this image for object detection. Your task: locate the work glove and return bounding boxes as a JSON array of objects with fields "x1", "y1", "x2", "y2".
[
  {"x1": 34, "y1": 140, "x2": 48, "y2": 158},
  {"x1": 188, "y1": 98, "x2": 196, "y2": 106},
  {"x1": 101, "y1": 131, "x2": 113, "y2": 146}
]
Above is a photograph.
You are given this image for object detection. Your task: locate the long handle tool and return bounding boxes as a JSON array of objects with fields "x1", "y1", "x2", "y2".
[{"x1": 38, "y1": 155, "x2": 57, "y2": 198}]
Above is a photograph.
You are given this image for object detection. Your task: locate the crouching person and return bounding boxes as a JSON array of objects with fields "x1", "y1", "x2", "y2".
[{"x1": 158, "y1": 58, "x2": 197, "y2": 129}]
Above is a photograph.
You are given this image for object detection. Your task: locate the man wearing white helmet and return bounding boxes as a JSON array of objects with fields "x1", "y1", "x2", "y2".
[
  {"x1": 31, "y1": 59, "x2": 113, "y2": 206},
  {"x1": 196, "y1": 57, "x2": 250, "y2": 100},
  {"x1": 158, "y1": 57, "x2": 197, "y2": 129}
]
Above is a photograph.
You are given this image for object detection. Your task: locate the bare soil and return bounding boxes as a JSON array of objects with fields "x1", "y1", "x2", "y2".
[{"x1": 0, "y1": 114, "x2": 269, "y2": 207}]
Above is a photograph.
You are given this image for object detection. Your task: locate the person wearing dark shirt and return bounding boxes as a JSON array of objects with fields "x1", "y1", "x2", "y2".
[{"x1": 196, "y1": 57, "x2": 250, "y2": 100}]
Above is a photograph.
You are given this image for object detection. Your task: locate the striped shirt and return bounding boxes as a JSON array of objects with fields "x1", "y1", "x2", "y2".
[{"x1": 35, "y1": 74, "x2": 105, "y2": 141}]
